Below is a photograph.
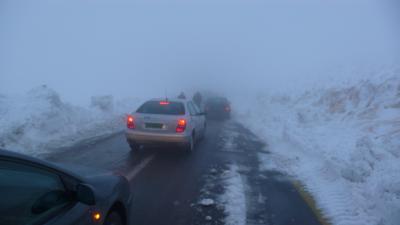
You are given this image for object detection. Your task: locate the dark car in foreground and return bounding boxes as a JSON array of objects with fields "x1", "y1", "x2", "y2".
[
  {"x1": 0, "y1": 149, "x2": 132, "y2": 225},
  {"x1": 205, "y1": 97, "x2": 231, "y2": 120}
]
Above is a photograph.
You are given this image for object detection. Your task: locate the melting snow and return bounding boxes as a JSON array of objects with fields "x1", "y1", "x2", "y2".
[
  {"x1": 199, "y1": 198, "x2": 215, "y2": 207},
  {"x1": 220, "y1": 164, "x2": 247, "y2": 225}
]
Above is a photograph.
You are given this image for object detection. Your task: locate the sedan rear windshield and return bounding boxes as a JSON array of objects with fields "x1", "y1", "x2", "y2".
[{"x1": 136, "y1": 101, "x2": 185, "y2": 115}]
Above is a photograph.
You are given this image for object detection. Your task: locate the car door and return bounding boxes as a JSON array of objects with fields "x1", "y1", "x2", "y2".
[
  {"x1": 186, "y1": 102, "x2": 198, "y2": 133},
  {"x1": 191, "y1": 102, "x2": 206, "y2": 133},
  {"x1": 0, "y1": 158, "x2": 85, "y2": 225}
]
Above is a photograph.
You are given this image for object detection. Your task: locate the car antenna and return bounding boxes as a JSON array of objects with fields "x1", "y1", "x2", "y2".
[{"x1": 165, "y1": 89, "x2": 168, "y2": 102}]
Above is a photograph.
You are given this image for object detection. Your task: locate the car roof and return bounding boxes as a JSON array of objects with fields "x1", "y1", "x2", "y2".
[
  {"x1": 0, "y1": 148, "x2": 84, "y2": 181},
  {"x1": 149, "y1": 98, "x2": 189, "y2": 103},
  {"x1": 207, "y1": 97, "x2": 229, "y2": 102}
]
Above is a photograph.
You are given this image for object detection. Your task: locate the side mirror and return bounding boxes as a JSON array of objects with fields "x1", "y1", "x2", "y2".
[{"x1": 76, "y1": 184, "x2": 96, "y2": 205}]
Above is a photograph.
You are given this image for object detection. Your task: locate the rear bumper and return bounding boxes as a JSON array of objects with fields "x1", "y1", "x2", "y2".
[{"x1": 125, "y1": 130, "x2": 190, "y2": 146}]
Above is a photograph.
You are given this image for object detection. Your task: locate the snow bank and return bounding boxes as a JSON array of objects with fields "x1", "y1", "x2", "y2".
[
  {"x1": 220, "y1": 164, "x2": 247, "y2": 225},
  {"x1": 234, "y1": 69, "x2": 400, "y2": 225},
  {"x1": 0, "y1": 85, "x2": 141, "y2": 157}
]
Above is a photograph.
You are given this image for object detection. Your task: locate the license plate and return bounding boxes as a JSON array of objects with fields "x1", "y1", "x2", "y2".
[{"x1": 145, "y1": 123, "x2": 164, "y2": 129}]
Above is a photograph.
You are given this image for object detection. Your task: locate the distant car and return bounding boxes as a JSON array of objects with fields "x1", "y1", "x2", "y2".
[
  {"x1": 205, "y1": 97, "x2": 231, "y2": 120},
  {"x1": 125, "y1": 98, "x2": 206, "y2": 152},
  {"x1": 0, "y1": 149, "x2": 132, "y2": 225}
]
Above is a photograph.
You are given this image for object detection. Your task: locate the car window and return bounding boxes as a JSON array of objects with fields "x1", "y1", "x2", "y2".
[
  {"x1": 0, "y1": 160, "x2": 73, "y2": 225},
  {"x1": 136, "y1": 101, "x2": 185, "y2": 115}
]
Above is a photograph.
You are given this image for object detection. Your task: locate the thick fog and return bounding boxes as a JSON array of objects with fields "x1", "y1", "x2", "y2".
[{"x1": 1, "y1": 0, "x2": 399, "y2": 104}]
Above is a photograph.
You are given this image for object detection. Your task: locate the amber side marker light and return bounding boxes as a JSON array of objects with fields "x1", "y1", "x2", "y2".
[{"x1": 92, "y1": 211, "x2": 102, "y2": 222}]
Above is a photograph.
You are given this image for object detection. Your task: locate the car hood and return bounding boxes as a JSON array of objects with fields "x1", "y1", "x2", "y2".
[{"x1": 54, "y1": 162, "x2": 113, "y2": 178}]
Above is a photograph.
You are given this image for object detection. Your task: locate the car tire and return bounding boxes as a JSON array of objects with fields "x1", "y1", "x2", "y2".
[
  {"x1": 199, "y1": 129, "x2": 206, "y2": 142},
  {"x1": 104, "y1": 211, "x2": 123, "y2": 225},
  {"x1": 185, "y1": 134, "x2": 195, "y2": 153}
]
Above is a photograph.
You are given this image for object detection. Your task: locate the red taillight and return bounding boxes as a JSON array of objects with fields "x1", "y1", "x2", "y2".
[
  {"x1": 159, "y1": 101, "x2": 170, "y2": 105},
  {"x1": 224, "y1": 106, "x2": 231, "y2": 112},
  {"x1": 127, "y1": 115, "x2": 135, "y2": 129},
  {"x1": 176, "y1": 119, "x2": 186, "y2": 133}
]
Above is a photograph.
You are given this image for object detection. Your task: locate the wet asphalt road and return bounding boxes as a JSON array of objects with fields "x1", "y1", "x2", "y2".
[{"x1": 46, "y1": 120, "x2": 322, "y2": 225}]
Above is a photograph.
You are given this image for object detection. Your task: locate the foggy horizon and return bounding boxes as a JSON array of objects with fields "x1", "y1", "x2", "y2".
[{"x1": 1, "y1": 0, "x2": 399, "y2": 104}]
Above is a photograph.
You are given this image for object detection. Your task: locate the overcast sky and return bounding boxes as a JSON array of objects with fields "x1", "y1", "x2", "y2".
[{"x1": 1, "y1": 0, "x2": 399, "y2": 104}]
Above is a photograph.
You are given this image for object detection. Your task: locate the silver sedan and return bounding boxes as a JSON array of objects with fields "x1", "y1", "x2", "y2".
[{"x1": 125, "y1": 98, "x2": 206, "y2": 152}]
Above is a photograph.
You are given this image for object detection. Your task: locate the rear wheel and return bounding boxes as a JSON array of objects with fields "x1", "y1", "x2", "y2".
[
  {"x1": 200, "y1": 123, "x2": 207, "y2": 141},
  {"x1": 185, "y1": 134, "x2": 195, "y2": 153},
  {"x1": 104, "y1": 211, "x2": 123, "y2": 225}
]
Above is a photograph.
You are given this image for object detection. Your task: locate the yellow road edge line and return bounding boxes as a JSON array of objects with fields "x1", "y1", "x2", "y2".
[{"x1": 292, "y1": 180, "x2": 332, "y2": 225}]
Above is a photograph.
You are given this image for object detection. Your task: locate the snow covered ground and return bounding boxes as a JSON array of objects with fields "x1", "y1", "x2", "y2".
[
  {"x1": 234, "y1": 68, "x2": 400, "y2": 225},
  {"x1": 0, "y1": 85, "x2": 141, "y2": 157}
]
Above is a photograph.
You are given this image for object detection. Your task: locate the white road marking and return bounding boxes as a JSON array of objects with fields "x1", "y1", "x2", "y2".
[{"x1": 125, "y1": 155, "x2": 155, "y2": 181}]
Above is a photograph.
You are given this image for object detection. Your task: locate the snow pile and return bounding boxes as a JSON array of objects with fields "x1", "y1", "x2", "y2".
[
  {"x1": 0, "y1": 85, "x2": 140, "y2": 156},
  {"x1": 198, "y1": 198, "x2": 215, "y2": 207},
  {"x1": 220, "y1": 164, "x2": 247, "y2": 225},
  {"x1": 235, "y1": 70, "x2": 400, "y2": 225}
]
